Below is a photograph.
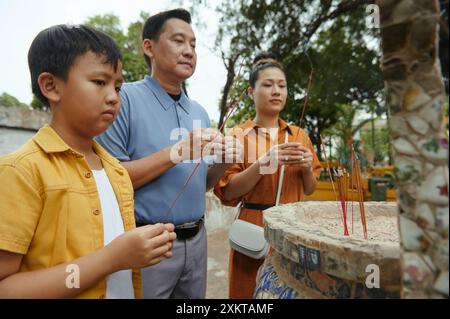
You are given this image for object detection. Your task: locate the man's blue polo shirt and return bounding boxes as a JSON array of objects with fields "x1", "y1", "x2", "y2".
[{"x1": 96, "y1": 75, "x2": 211, "y2": 225}]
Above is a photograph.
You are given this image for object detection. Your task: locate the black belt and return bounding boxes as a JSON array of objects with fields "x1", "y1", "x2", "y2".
[
  {"x1": 136, "y1": 218, "x2": 203, "y2": 240},
  {"x1": 241, "y1": 203, "x2": 274, "y2": 211}
]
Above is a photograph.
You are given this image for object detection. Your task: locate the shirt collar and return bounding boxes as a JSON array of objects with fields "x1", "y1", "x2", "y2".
[
  {"x1": 240, "y1": 118, "x2": 294, "y2": 135},
  {"x1": 278, "y1": 118, "x2": 294, "y2": 135},
  {"x1": 33, "y1": 125, "x2": 71, "y2": 154},
  {"x1": 92, "y1": 141, "x2": 123, "y2": 169},
  {"x1": 33, "y1": 125, "x2": 122, "y2": 168},
  {"x1": 144, "y1": 75, "x2": 190, "y2": 115}
]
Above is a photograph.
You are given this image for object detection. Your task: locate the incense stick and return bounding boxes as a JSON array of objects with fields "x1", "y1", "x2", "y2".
[
  {"x1": 298, "y1": 69, "x2": 314, "y2": 129},
  {"x1": 352, "y1": 146, "x2": 368, "y2": 239},
  {"x1": 351, "y1": 152, "x2": 355, "y2": 235},
  {"x1": 319, "y1": 135, "x2": 348, "y2": 235}
]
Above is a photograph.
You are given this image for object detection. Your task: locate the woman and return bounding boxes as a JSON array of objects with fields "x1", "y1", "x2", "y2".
[{"x1": 214, "y1": 52, "x2": 322, "y2": 299}]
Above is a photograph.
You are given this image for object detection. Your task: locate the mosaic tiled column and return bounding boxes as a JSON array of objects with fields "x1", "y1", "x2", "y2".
[{"x1": 377, "y1": 0, "x2": 449, "y2": 298}]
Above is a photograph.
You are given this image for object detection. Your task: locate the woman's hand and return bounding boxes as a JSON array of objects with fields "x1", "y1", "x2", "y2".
[
  {"x1": 257, "y1": 142, "x2": 301, "y2": 173},
  {"x1": 283, "y1": 145, "x2": 314, "y2": 171},
  {"x1": 258, "y1": 142, "x2": 314, "y2": 172}
]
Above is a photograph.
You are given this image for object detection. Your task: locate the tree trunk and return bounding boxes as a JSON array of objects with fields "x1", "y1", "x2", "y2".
[
  {"x1": 218, "y1": 54, "x2": 238, "y2": 131},
  {"x1": 378, "y1": 0, "x2": 449, "y2": 298}
]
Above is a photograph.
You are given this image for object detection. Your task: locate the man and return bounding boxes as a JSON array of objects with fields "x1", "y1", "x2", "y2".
[{"x1": 96, "y1": 9, "x2": 241, "y2": 298}]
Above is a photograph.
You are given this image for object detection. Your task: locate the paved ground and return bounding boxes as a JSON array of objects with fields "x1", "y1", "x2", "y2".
[{"x1": 206, "y1": 229, "x2": 230, "y2": 299}]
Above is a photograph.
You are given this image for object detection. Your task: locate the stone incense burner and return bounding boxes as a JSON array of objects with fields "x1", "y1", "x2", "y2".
[{"x1": 255, "y1": 201, "x2": 402, "y2": 299}]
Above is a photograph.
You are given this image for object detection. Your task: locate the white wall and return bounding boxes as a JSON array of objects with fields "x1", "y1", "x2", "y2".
[{"x1": 0, "y1": 127, "x2": 35, "y2": 155}]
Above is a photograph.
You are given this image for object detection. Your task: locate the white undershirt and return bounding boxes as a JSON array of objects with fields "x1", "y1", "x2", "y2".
[{"x1": 92, "y1": 169, "x2": 135, "y2": 299}]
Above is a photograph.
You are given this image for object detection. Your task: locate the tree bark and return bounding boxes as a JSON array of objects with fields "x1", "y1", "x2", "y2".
[{"x1": 218, "y1": 53, "x2": 239, "y2": 130}]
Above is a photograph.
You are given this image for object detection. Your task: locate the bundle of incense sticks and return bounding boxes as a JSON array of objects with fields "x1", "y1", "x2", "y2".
[
  {"x1": 351, "y1": 146, "x2": 368, "y2": 239},
  {"x1": 319, "y1": 135, "x2": 348, "y2": 236},
  {"x1": 336, "y1": 168, "x2": 350, "y2": 236},
  {"x1": 159, "y1": 62, "x2": 246, "y2": 223}
]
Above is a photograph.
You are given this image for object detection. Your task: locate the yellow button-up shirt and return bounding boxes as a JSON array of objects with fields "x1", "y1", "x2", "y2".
[{"x1": 0, "y1": 125, "x2": 141, "y2": 298}]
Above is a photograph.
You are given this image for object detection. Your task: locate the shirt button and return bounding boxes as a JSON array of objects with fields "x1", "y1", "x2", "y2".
[
  {"x1": 85, "y1": 172, "x2": 92, "y2": 178},
  {"x1": 93, "y1": 209, "x2": 101, "y2": 216}
]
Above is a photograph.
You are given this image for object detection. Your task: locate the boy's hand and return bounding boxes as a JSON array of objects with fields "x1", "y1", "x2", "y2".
[{"x1": 107, "y1": 223, "x2": 177, "y2": 271}]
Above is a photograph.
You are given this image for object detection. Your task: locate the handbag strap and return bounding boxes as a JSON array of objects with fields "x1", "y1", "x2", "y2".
[
  {"x1": 275, "y1": 130, "x2": 289, "y2": 206},
  {"x1": 237, "y1": 128, "x2": 289, "y2": 218}
]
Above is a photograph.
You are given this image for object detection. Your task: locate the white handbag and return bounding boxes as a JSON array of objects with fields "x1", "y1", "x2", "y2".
[
  {"x1": 228, "y1": 132, "x2": 288, "y2": 260},
  {"x1": 229, "y1": 217, "x2": 270, "y2": 260}
]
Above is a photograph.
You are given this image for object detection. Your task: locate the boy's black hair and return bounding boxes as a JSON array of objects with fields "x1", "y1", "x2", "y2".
[
  {"x1": 142, "y1": 8, "x2": 192, "y2": 70},
  {"x1": 28, "y1": 24, "x2": 122, "y2": 107}
]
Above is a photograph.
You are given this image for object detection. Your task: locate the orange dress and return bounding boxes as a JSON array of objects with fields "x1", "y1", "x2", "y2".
[{"x1": 214, "y1": 118, "x2": 322, "y2": 299}]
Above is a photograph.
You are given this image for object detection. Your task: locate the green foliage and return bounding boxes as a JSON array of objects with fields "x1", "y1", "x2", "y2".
[
  {"x1": 85, "y1": 12, "x2": 150, "y2": 83},
  {"x1": 0, "y1": 92, "x2": 28, "y2": 108},
  {"x1": 214, "y1": 0, "x2": 383, "y2": 159},
  {"x1": 360, "y1": 126, "x2": 390, "y2": 164},
  {"x1": 30, "y1": 95, "x2": 48, "y2": 112},
  {"x1": 223, "y1": 78, "x2": 254, "y2": 128},
  {"x1": 210, "y1": 119, "x2": 218, "y2": 129},
  {"x1": 331, "y1": 138, "x2": 369, "y2": 170}
]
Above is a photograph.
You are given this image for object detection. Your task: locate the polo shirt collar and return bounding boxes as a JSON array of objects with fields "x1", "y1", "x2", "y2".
[{"x1": 144, "y1": 75, "x2": 190, "y2": 114}]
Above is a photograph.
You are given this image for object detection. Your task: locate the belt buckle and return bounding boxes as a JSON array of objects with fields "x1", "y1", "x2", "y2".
[
  {"x1": 176, "y1": 218, "x2": 203, "y2": 229},
  {"x1": 175, "y1": 225, "x2": 199, "y2": 240},
  {"x1": 175, "y1": 218, "x2": 203, "y2": 240}
]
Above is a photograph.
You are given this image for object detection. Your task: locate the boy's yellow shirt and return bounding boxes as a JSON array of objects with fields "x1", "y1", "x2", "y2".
[{"x1": 0, "y1": 125, "x2": 142, "y2": 299}]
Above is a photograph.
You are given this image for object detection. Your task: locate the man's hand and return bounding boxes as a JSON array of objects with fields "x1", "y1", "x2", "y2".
[
  {"x1": 171, "y1": 128, "x2": 223, "y2": 162},
  {"x1": 216, "y1": 135, "x2": 244, "y2": 165}
]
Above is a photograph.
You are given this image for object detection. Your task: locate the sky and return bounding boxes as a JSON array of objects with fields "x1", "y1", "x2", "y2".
[{"x1": 0, "y1": 0, "x2": 226, "y2": 121}]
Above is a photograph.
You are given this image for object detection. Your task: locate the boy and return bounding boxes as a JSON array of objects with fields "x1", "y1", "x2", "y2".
[{"x1": 0, "y1": 24, "x2": 176, "y2": 298}]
